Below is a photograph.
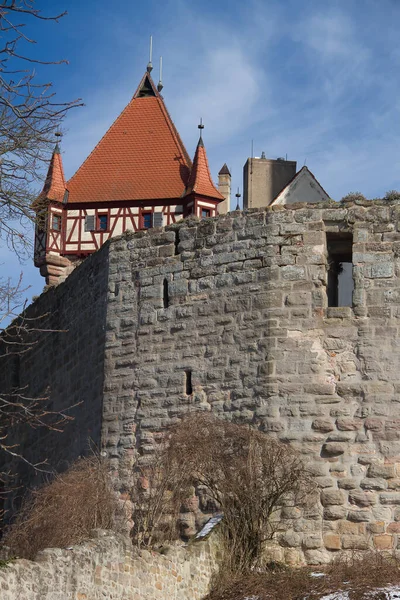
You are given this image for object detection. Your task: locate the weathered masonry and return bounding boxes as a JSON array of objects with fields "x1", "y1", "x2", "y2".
[{"x1": 3, "y1": 199, "x2": 400, "y2": 563}]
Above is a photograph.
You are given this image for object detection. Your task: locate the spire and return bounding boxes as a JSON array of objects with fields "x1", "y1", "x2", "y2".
[
  {"x1": 147, "y1": 35, "x2": 153, "y2": 73},
  {"x1": 235, "y1": 188, "x2": 241, "y2": 210},
  {"x1": 183, "y1": 122, "x2": 224, "y2": 201},
  {"x1": 33, "y1": 135, "x2": 66, "y2": 208}
]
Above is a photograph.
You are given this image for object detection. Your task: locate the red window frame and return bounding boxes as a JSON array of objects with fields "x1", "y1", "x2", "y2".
[{"x1": 201, "y1": 208, "x2": 211, "y2": 219}]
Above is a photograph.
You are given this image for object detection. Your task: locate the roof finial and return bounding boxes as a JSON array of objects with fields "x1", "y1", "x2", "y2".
[
  {"x1": 157, "y1": 56, "x2": 163, "y2": 92},
  {"x1": 147, "y1": 35, "x2": 153, "y2": 73},
  {"x1": 198, "y1": 117, "x2": 204, "y2": 139},
  {"x1": 235, "y1": 187, "x2": 241, "y2": 210},
  {"x1": 54, "y1": 131, "x2": 62, "y2": 153}
]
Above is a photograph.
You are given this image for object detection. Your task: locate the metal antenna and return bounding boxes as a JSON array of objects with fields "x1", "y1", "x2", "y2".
[
  {"x1": 157, "y1": 56, "x2": 163, "y2": 92},
  {"x1": 235, "y1": 187, "x2": 241, "y2": 210},
  {"x1": 147, "y1": 36, "x2": 153, "y2": 73}
]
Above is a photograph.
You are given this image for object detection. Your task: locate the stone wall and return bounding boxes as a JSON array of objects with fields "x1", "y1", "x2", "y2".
[
  {"x1": 0, "y1": 245, "x2": 110, "y2": 516},
  {"x1": 0, "y1": 530, "x2": 216, "y2": 599},
  {"x1": 4, "y1": 200, "x2": 400, "y2": 563},
  {"x1": 102, "y1": 200, "x2": 400, "y2": 562}
]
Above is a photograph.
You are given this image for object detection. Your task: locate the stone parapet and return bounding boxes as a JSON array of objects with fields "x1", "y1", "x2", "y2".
[{"x1": 0, "y1": 530, "x2": 216, "y2": 600}]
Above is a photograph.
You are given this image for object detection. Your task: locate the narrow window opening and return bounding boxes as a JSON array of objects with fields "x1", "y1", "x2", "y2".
[
  {"x1": 185, "y1": 370, "x2": 193, "y2": 395},
  {"x1": 163, "y1": 278, "x2": 169, "y2": 308},
  {"x1": 51, "y1": 214, "x2": 61, "y2": 231},
  {"x1": 174, "y1": 229, "x2": 180, "y2": 255},
  {"x1": 201, "y1": 208, "x2": 211, "y2": 219},
  {"x1": 142, "y1": 211, "x2": 152, "y2": 229},
  {"x1": 326, "y1": 232, "x2": 353, "y2": 307},
  {"x1": 98, "y1": 214, "x2": 108, "y2": 231}
]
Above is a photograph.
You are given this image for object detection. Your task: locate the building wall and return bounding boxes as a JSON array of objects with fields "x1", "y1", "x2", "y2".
[
  {"x1": 0, "y1": 531, "x2": 216, "y2": 600},
  {"x1": 3, "y1": 200, "x2": 400, "y2": 563},
  {"x1": 243, "y1": 157, "x2": 297, "y2": 209},
  {"x1": 102, "y1": 200, "x2": 400, "y2": 563}
]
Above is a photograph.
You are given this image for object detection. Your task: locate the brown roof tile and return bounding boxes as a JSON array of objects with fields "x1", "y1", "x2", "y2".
[
  {"x1": 34, "y1": 144, "x2": 66, "y2": 207},
  {"x1": 66, "y1": 73, "x2": 192, "y2": 204},
  {"x1": 184, "y1": 138, "x2": 225, "y2": 201}
]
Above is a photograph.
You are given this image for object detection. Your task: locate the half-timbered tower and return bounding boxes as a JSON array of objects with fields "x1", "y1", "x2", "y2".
[{"x1": 33, "y1": 69, "x2": 224, "y2": 285}]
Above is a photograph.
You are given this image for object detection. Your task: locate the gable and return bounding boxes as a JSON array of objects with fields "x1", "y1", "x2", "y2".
[{"x1": 272, "y1": 167, "x2": 330, "y2": 205}]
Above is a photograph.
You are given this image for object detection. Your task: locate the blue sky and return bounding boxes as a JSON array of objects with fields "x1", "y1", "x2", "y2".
[{"x1": 3, "y1": 0, "x2": 400, "y2": 308}]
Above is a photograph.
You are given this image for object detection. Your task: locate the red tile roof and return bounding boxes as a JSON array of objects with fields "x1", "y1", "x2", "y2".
[
  {"x1": 66, "y1": 73, "x2": 192, "y2": 203},
  {"x1": 34, "y1": 144, "x2": 66, "y2": 207},
  {"x1": 184, "y1": 138, "x2": 225, "y2": 201}
]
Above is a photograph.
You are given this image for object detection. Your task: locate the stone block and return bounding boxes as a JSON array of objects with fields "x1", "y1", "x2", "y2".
[
  {"x1": 348, "y1": 491, "x2": 377, "y2": 507},
  {"x1": 373, "y1": 534, "x2": 394, "y2": 550},
  {"x1": 342, "y1": 535, "x2": 369, "y2": 550},
  {"x1": 323, "y1": 534, "x2": 341, "y2": 550},
  {"x1": 368, "y1": 463, "x2": 396, "y2": 479},
  {"x1": 379, "y1": 492, "x2": 400, "y2": 505},
  {"x1": 312, "y1": 418, "x2": 335, "y2": 432},
  {"x1": 320, "y1": 489, "x2": 346, "y2": 507}
]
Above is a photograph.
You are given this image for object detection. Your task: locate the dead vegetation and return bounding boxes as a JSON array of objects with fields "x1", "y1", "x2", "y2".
[
  {"x1": 132, "y1": 413, "x2": 313, "y2": 573},
  {"x1": 205, "y1": 551, "x2": 400, "y2": 600},
  {"x1": 1, "y1": 456, "x2": 119, "y2": 559}
]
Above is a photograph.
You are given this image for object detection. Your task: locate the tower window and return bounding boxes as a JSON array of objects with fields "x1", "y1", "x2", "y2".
[
  {"x1": 326, "y1": 232, "x2": 353, "y2": 307},
  {"x1": 142, "y1": 211, "x2": 153, "y2": 229},
  {"x1": 185, "y1": 370, "x2": 193, "y2": 395},
  {"x1": 98, "y1": 214, "x2": 108, "y2": 231},
  {"x1": 51, "y1": 214, "x2": 61, "y2": 231},
  {"x1": 201, "y1": 208, "x2": 211, "y2": 219}
]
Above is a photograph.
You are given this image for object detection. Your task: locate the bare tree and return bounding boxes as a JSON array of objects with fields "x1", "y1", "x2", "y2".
[
  {"x1": 0, "y1": 1, "x2": 81, "y2": 509},
  {"x1": 0, "y1": 0, "x2": 82, "y2": 256},
  {"x1": 166, "y1": 414, "x2": 314, "y2": 573}
]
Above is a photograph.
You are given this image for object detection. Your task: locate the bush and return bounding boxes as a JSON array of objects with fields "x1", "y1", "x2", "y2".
[
  {"x1": 2, "y1": 456, "x2": 119, "y2": 559},
  {"x1": 166, "y1": 414, "x2": 314, "y2": 573},
  {"x1": 341, "y1": 192, "x2": 367, "y2": 202},
  {"x1": 384, "y1": 190, "x2": 400, "y2": 201}
]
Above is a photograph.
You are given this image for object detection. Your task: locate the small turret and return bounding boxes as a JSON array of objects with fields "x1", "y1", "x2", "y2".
[
  {"x1": 33, "y1": 136, "x2": 71, "y2": 286},
  {"x1": 217, "y1": 163, "x2": 231, "y2": 214},
  {"x1": 183, "y1": 122, "x2": 225, "y2": 218}
]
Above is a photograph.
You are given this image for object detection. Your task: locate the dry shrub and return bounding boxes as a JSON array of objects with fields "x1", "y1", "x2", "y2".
[
  {"x1": 131, "y1": 441, "x2": 191, "y2": 548},
  {"x1": 2, "y1": 456, "x2": 119, "y2": 559},
  {"x1": 205, "y1": 552, "x2": 400, "y2": 600},
  {"x1": 166, "y1": 413, "x2": 314, "y2": 573}
]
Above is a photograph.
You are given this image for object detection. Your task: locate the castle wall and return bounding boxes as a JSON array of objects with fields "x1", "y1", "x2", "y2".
[
  {"x1": 0, "y1": 245, "x2": 110, "y2": 513},
  {"x1": 3, "y1": 200, "x2": 400, "y2": 563},
  {"x1": 102, "y1": 201, "x2": 400, "y2": 563},
  {"x1": 0, "y1": 531, "x2": 216, "y2": 600}
]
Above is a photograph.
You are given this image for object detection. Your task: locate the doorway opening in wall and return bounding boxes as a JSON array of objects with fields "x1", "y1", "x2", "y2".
[{"x1": 326, "y1": 232, "x2": 354, "y2": 307}]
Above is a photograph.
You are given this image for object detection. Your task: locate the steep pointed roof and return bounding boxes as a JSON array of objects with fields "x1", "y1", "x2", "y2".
[
  {"x1": 218, "y1": 163, "x2": 231, "y2": 176},
  {"x1": 272, "y1": 166, "x2": 330, "y2": 205},
  {"x1": 66, "y1": 72, "x2": 192, "y2": 204},
  {"x1": 184, "y1": 137, "x2": 225, "y2": 201},
  {"x1": 33, "y1": 144, "x2": 66, "y2": 208}
]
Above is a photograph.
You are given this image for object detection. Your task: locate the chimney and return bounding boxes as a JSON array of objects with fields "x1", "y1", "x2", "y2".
[{"x1": 217, "y1": 164, "x2": 231, "y2": 214}]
